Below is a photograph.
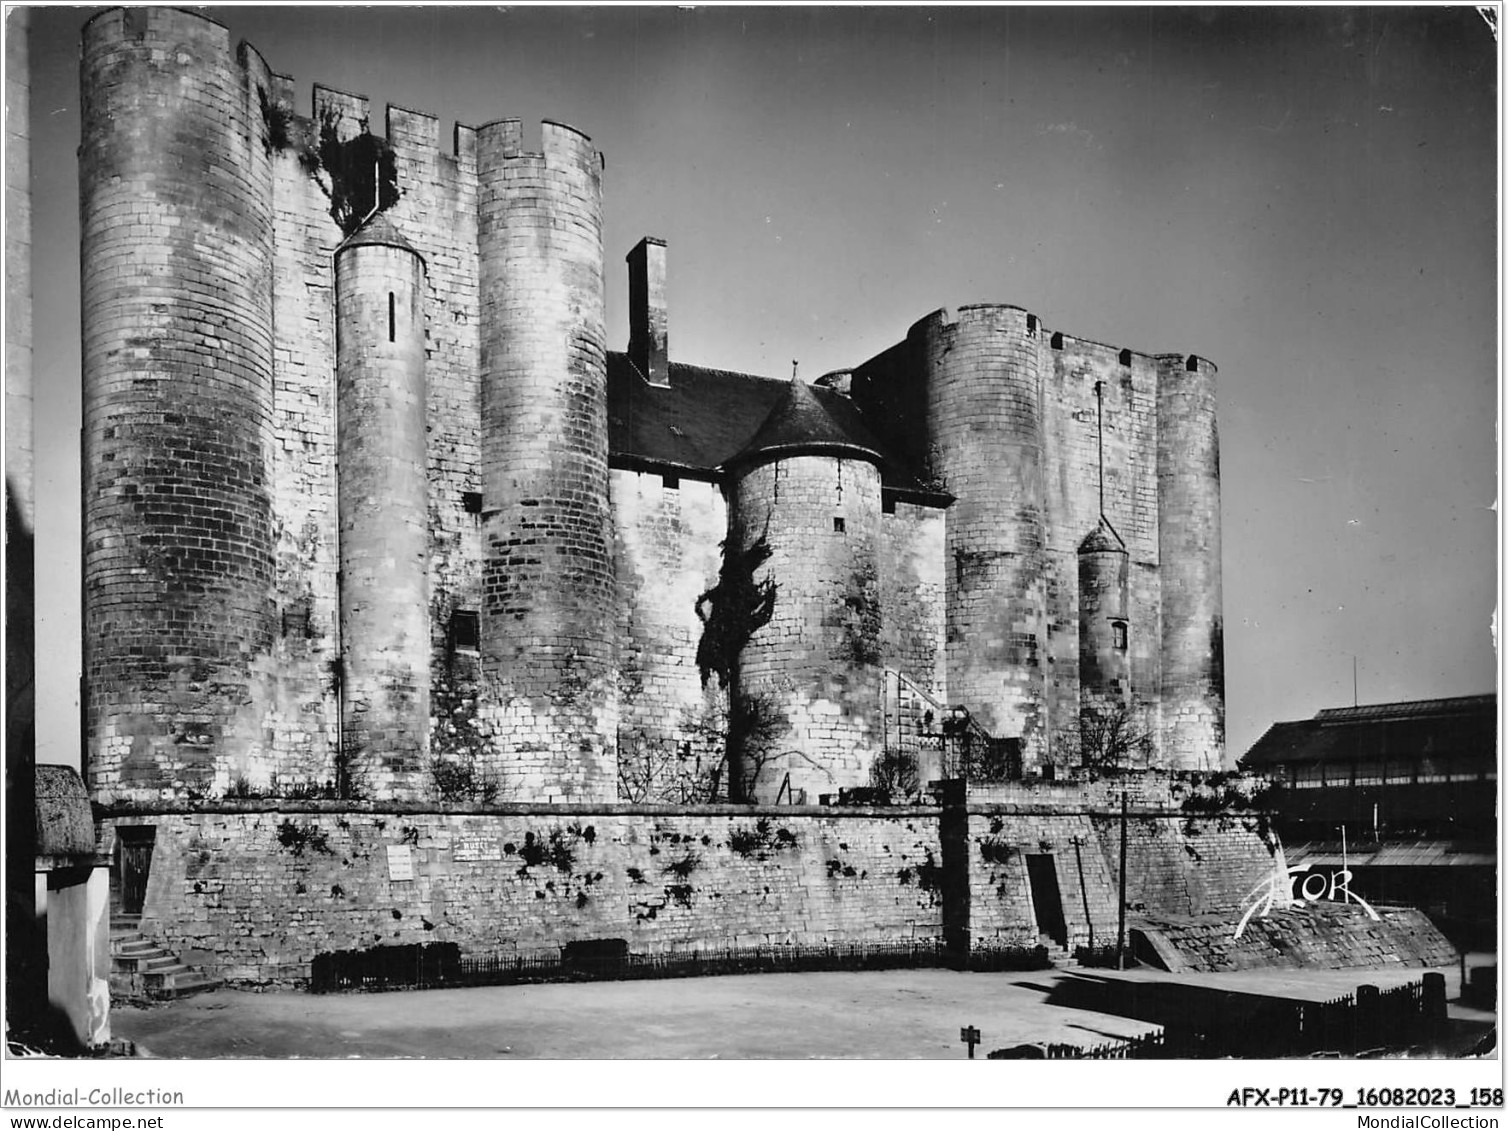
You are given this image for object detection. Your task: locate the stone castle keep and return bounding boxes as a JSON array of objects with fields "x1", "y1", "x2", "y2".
[
  {"x1": 79, "y1": 10, "x2": 1269, "y2": 985},
  {"x1": 82, "y1": 8, "x2": 1224, "y2": 811}
]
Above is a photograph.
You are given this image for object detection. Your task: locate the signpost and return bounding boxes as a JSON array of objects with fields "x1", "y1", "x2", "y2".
[{"x1": 960, "y1": 1025, "x2": 981, "y2": 1059}]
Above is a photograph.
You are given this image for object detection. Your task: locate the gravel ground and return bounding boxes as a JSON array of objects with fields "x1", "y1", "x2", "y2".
[{"x1": 107, "y1": 958, "x2": 1491, "y2": 1060}]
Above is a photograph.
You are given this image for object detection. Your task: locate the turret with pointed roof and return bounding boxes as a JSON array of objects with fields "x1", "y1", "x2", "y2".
[
  {"x1": 722, "y1": 374, "x2": 887, "y2": 803},
  {"x1": 725, "y1": 373, "x2": 885, "y2": 474}
]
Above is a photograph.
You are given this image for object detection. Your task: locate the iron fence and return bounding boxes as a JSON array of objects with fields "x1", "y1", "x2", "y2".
[
  {"x1": 1046, "y1": 1031, "x2": 1167, "y2": 1059},
  {"x1": 309, "y1": 939, "x2": 1053, "y2": 994}
]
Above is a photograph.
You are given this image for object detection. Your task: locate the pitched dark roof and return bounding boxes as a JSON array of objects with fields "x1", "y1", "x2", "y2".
[
  {"x1": 336, "y1": 212, "x2": 422, "y2": 260},
  {"x1": 606, "y1": 352, "x2": 948, "y2": 503},
  {"x1": 1240, "y1": 694, "x2": 1497, "y2": 769},
  {"x1": 727, "y1": 374, "x2": 884, "y2": 471},
  {"x1": 1078, "y1": 516, "x2": 1127, "y2": 554}
]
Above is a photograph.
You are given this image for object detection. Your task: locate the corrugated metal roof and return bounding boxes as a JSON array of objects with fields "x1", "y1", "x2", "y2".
[
  {"x1": 1314, "y1": 695, "x2": 1496, "y2": 723},
  {"x1": 1285, "y1": 839, "x2": 1496, "y2": 868},
  {"x1": 1241, "y1": 694, "x2": 1497, "y2": 768}
]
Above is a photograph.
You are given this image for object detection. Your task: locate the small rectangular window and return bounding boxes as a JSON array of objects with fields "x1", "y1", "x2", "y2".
[
  {"x1": 388, "y1": 292, "x2": 396, "y2": 342},
  {"x1": 1112, "y1": 620, "x2": 1128, "y2": 650},
  {"x1": 281, "y1": 603, "x2": 312, "y2": 638},
  {"x1": 1294, "y1": 763, "x2": 1325, "y2": 789},
  {"x1": 662, "y1": 474, "x2": 680, "y2": 490},
  {"x1": 1050, "y1": 331, "x2": 1064, "y2": 350},
  {"x1": 449, "y1": 610, "x2": 480, "y2": 652},
  {"x1": 881, "y1": 495, "x2": 897, "y2": 515},
  {"x1": 461, "y1": 491, "x2": 483, "y2": 515},
  {"x1": 832, "y1": 516, "x2": 846, "y2": 533}
]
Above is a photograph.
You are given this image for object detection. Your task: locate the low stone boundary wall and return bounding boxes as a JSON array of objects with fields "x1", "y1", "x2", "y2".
[
  {"x1": 105, "y1": 803, "x2": 946, "y2": 986},
  {"x1": 92, "y1": 776, "x2": 1335, "y2": 988}
]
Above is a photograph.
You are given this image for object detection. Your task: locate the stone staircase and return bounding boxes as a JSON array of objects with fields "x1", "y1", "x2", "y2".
[
  {"x1": 1040, "y1": 936, "x2": 1082, "y2": 970},
  {"x1": 110, "y1": 913, "x2": 223, "y2": 1001}
]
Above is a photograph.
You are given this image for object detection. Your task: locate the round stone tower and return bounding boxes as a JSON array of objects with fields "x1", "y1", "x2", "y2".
[
  {"x1": 475, "y1": 119, "x2": 616, "y2": 801},
  {"x1": 1156, "y1": 353, "x2": 1225, "y2": 770},
  {"x1": 1077, "y1": 517, "x2": 1131, "y2": 760},
  {"x1": 725, "y1": 377, "x2": 885, "y2": 803},
  {"x1": 911, "y1": 305, "x2": 1049, "y2": 767},
  {"x1": 334, "y1": 216, "x2": 430, "y2": 799},
  {"x1": 80, "y1": 8, "x2": 277, "y2": 798}
]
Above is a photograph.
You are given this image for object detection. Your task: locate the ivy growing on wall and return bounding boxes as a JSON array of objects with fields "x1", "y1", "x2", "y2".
[
  {"x1": 263, "y1": 99, "x2": 402, "y2": 237},
  {"x1": 694, "y1": 531, "x2": 777, "y2": 691},
  {"x1": 430, "y1": 664, "x2": 501, "y2": 803},
  {"x1": 693, "y1": 530, "x2": 786, "y2": 802}
]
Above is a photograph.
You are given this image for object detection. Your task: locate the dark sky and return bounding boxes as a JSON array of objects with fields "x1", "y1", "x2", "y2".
[{"x1": 22, "y1": 5, "x2": 1498, "y2": 767}]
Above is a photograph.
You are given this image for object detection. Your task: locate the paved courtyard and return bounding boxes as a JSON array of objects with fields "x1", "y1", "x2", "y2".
[{"x1": 108, "y1": 958, "x2": 1493, "y2": 1060}]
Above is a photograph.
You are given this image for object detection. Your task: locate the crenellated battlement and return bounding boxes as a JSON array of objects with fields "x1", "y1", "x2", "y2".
[
  {"x1": 1048, "y1": 329, "x2": 1156, "y2": 372},
  {"x1": 83, "y1": 5, "x2": 231, "y2": 53},
  {"x1": 475, "y1": 117, "x2": 604, "y2": 174},
  {"x1": 385, "y1": 103, "x2": 440, "y2": 152},
  {"x1": 263, "y1": 76, "x2": 477, "y2": 160},
  {"x1": 78, "y1": 5, "x2": 1225, "y2": 808},
  {"x1": 1157, "y1": 352, "x2": 1219, "y2": 377}
]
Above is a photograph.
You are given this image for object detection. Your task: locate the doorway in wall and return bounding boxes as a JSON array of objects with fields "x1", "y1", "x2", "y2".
[
  {"x1": 117, "y1": 826, "x2": 156, "y2": 916},
  {"x1": 1025, "y1": 853, "x2": 1067, "y2": 948}
]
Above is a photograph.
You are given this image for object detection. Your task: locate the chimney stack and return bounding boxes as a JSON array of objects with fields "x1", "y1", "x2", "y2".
[{"x1": 627, "y1": 236, "x2": 669, "y2": 386}]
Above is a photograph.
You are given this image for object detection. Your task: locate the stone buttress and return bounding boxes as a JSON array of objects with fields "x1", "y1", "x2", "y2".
[
  {"x1": 334, "y1": 216, "x2": 430, "y2": 798},
  {"x1": 476, "y1": 119, "x2": 617, "y2": 800},
  {"x1": 1156, "y1": 353, "x2": 1224, "y2": 769},
  {"x1": 913, "y1": 306, "x2": 1049, "y2": 768},
  {"x1": 80, "y1": 8, "x2": 278, "y2": 799}
]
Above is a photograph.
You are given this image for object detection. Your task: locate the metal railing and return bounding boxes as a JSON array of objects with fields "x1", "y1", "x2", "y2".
[{"x1": 309, "y1": 939, "x2": 1054, "y2": 993}]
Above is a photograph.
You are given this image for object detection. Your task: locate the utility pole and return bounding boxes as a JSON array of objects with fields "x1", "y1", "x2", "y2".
[
  {"x1": 1116, "y1": 790, "x2": 1128, "y2": 969},
  {"x1": 1340, "y1": 825, "x2": 1349, "y2": 904},
  {"x1": 1072, "y1": 836, "x2": 1094, "y2": 953}
]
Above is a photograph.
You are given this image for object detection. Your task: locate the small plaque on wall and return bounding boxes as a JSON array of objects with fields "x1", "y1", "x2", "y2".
[
  {"x1": 453, "y1": 837, "x2": 501, "y2": 862},
  {"x1": 387, "y1": 844, "x2": 415, "y2": 882}
]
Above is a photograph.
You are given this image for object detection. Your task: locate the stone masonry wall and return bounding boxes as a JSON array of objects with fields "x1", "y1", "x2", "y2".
[
  {"x1": 78, "y1": 8, "x2": 1227, "y2": 804},
  {"x1": 335, "y1": 241, "x2": 430, "y2": 795},
  {"x1": 264, "y1": 80, "x2": 342, "y2": 789},
  {"x1": 476, "y1": 119, "x2": 616, "y2": 801},
  {"x1": 1138, "y1": 905, "x2": 1458, "y2": 974},
  {"x1": 1156, "y1": 353, "x2": 1224, "y2": 770},
  {"x1": 375, "y1": 104, "x2": 484, "y2": 762},
  {"x1": 732, "y1": 456, "x2": 885, "y2": 802},
  {"x1": 878, "y1": 501, "x2": 946, "y2": 703},
  {"x1": 915, "y1": 306, "x2": 1048, "y2": 766},
  {"x1": 111, "y1": 804, "x2": 944, "y2": 986},
  {"x1": 612, "y1": 470, "x2": 728, "y2": 799},
  {"x1": 1041, "y1": 337, "x2": 1162, "y2": 763},
  {"x1": 959, "y1": 776, "x2": 1282, "y2": 952},
  {"x1": 5, "y1": 6, "x2": 32, "y2": 529},
  {"x1": 81, "y1": 9, "x2": 279, "y2": 799}
]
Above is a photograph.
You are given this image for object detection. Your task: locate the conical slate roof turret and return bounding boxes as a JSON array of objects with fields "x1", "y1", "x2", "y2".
[
  {"x1": 1078, "y1": 515, "x2": 1127, "y2": 554},
  {"x1": 335, "y1": 212, "x2": 424, "y2": 264},
  {"x1": 724, "y1": 373, "x2": 884, "y2": 473}
]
